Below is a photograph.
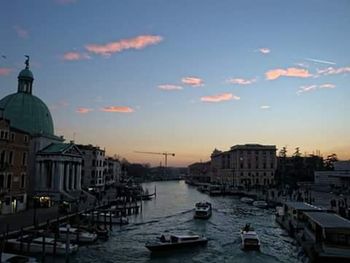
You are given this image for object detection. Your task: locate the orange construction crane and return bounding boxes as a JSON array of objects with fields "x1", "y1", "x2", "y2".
[{"x1": 134, "y1": 151, "x2": 175, "y2": 168}]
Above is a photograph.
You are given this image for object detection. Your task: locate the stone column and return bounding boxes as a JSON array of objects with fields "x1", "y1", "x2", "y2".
[
  {"x1": 77, "y1": 164, "x2": 82, "y2": 190},
  {"x1": 35, "y1": 162, "x2": 41, "y2": 191},
  {"x1": 65, "y1": 162, "x2": 70, "y2": 191},
  {"x1": 51, "y1": 161, "x2": 55, "y2": 190},
  {"x1": 58, "y1": 161, "x2": 64, "y2": 191}
]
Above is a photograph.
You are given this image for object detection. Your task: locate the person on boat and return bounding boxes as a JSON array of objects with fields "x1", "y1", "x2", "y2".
[
  {"x1": 243, "y1": 223, "x2": 251, "y2": 232},
  {"x1": 160, "y1": 235, "x2": 166, "y2": 242}
]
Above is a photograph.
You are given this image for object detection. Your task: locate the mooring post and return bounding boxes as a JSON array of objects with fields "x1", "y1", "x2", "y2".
[
  {"x1": 20, "y1": 227, "x2": 23, "y2": 252},
  {"x1": 65, "y1": 224, "x2": 70, "y2": 263}
]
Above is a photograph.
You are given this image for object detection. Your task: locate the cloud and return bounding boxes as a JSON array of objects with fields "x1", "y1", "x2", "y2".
[
  {"x1": 85, "y1": 35, "x2": 163, "y2": 56},
  {"x1": 226, "y1": 78, "x2": 256, "y2": 85},
  {"x1": 317, "y1": 66, "x2": 350, "y2": 76},
  {"x1": 50, "y1": 100, "x2": 69, "y2": 110},
  {"x1": 201, "y1": 93, "x2": 240, "y2": 103},
  {"x1": 266, "y1": 67, "x2": 312, "y2": 80},
  {"x1": 76, "y1": 107, "x2": 93, "y2": 114},
  {"x1": 0, "y1": 68, "x2": 12, "y2": 76},
  {"x1": 297, "y1": 83, "x2": 336, "y2": 95},
  {"x1": 181, "y1": 77, "x2": 204, "y2": 87},
  {"x1": 319, "y1": 83, "x2": 336, "y2": 89},
  {"x1": 63, "y1": 51, "x2": 90, "y2": 61},
  {"x1": 259, "y1": 48, "x2": 270, "y2": 54},
  {"x1": 158, "y1": 84, "x2": 183, "y2": 91},
  {"x1": 305, "y1": 58, "x2": 336, "y2": 65},
  {"x1": 14, "y1": 25, "x2": 29, "y2": 38},
  {"x1": 260, "y1": 105, "x2": 271, "y2": 109},
  {"x1": 101, "y1": 106, "x2": 134, "y2": 113}
]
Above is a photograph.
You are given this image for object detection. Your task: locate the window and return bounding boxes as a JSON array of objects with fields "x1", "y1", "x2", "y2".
[
  {"x1": 8, "y1": 151, "x2": 14, "y2": 165},
  {"x1": 22, "y1": 152, "x2": 27, "y2": 166},
  {"x1": 271, "y1": 162, "x2": 274, "y2": 168},
  {"x1": 21, "y1": 173, "x2": 26, "y2": 188},
  {"x1": 24, "y1": 135, "x2": 29, "y2": 143},
  {"x1": 0, "y1": 130, "x2": 9, "y2": 140},
  {"x1": 0, "y1": 173, "x2": 4, "y2": 189},
  {"x1": 0, "y1": 150, "x2": 6, "y2": 165},
  {"x1": 10, "y1": 133, "x2": 15, "y2": 141},
  {"x1": 7, "y1": 174, "x2": 12, "y2": 189}
]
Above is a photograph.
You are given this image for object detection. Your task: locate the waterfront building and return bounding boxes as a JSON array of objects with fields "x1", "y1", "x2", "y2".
[
  {"x1": 0, "y1": 118, "x2": 30, "y2": 214},
  {"x1": 0, "y1": 58, "x2": 84, "y2": 206},
  {"x1": 77, "y1": 144, "x2": 106, "y2": 191},
  {"x1": 105, "y1": 157, "x2": 122, "y2": 187},
  {"x1": 210, "y1": 144, "x2": 277, "y2": 187},
  {"x1": 314, "y1": 161, "x2": 350, "y2": 188},
  {"x1": 303, "y1": 212, "x2": 350, "y2": 260},
  {"x1": 187, "y1": 161, "x2": 211, "y2": 185}
]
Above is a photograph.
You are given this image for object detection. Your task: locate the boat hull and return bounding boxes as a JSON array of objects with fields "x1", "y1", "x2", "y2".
[{"x1": 146, "y1": 239, "x2": 208, "y2": 252}]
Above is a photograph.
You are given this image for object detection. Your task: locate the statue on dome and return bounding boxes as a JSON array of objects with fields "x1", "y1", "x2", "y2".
[{"x1": 25, "y1": 55, "x2": 30, "y2": 68}]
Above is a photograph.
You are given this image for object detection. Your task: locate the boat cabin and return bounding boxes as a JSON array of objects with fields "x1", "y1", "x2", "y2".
[
  {"x1": 170, "y1": 235, "x2": 200, "y2": 243},
  {"x1": 277, "y1": 202, "x2": 327, "y2": 233},
  {"x1": 303, "y1": 212, "x2": 350, "y2": 260}
]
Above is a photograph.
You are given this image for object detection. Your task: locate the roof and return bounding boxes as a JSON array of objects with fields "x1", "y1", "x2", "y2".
[
  {"x1": 231, "y1": 144, "x2": 276, "y2": 150},
  {"x1": 284, "y1": 201, "x2": 325, "y2": 211},
  {"x1": 38, "y1": 143, "x2": 82, "y2": 156},
  {"x1": 0, "y1": 92, "x2": 54, "y2": 135},
  {"x1": 18, "y1": 68, "x2": 34, "y2": 79},
  {"x1": 304, "y1": 212, "x2": 350, "y2": 229}
]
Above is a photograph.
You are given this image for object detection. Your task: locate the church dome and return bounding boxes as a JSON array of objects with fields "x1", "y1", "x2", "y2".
[{"x1": 0, "y1": 57, "x2": 54, "y2": 136}]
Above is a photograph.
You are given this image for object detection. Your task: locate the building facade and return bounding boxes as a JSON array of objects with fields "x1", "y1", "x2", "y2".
[
  {"x1": 187, "y1": 161, "x2": 211, "y2": 184},
  {"x1": 314, "y1": 161, "x2": 350, "y2": 188},
  {"x1": 77, "y1": 144, "x2": 106, "y2": 191},
  {"x1": 210, "y1": 144, "x2": 277, "y2": 187},
  {"x1": 0, "y1": 118, "x2": 30, "y2": 214},
  {"x1": 105, "y1": 157, "x2": 121, "y2": 187}
]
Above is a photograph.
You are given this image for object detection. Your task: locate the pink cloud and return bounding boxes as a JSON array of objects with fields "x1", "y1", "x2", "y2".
[
  {"x1": 85, "y1": 35, "x2": 163, "y2": 56},
  {"x1": 14, "y1": 25, "x2": 29, "y2": 38},
  {"x1": 63, "y1": 51, "x2": 90, "y2": 61},
  {"x1": 259, "y1": 48, "x2": 270, "y2": 54},
  {"x1": 101, "y1": 106, "x2": 134, "y2": 113},
  {"x1": 181, "y1": 77, "x2": 204, "y2": 87},
  {"x1": 76, "y1": 107, "x2": 93, "y2": 114},
  {"x1": 158, "y1": 84, "x2": 183, "y2": 91},
  {"x1": 226, "y1": 78, "x2": 256, "y2": 85},
  {"x1": 0, "y1": 68, "x2": 12, "y2": 76},
  {"x1": 317, "y1": 66, "x2": 350, "y2": 76},
  {"x1": 201, "y1": 93, "x2": 240, "y2": 103},
  {"x1": 297, "y1": 83, "x2": 336, "y2": 95},
  {"x1": 266, "y1": 67, "x2": 312, "y2": 80}
]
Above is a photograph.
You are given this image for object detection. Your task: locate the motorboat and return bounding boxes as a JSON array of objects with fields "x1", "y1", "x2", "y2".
[
  {"x1": 240, "y1": 224, "x2": 260, "y2": 250},
  {"x1": 240, "y1": 197, "x2": 255, "y2": 204},
  {"x1": 6, "y1": 235, "x2": 78, "y2": 255},
  {"x1": 194, "y1": 202, "x2": 212, "y2": 219},
  {"x1": 252, "y1": 200, "x2": 268, "y2": 208},
  {"x1": 1, "y1": 252, "x2": 38, "y2": 262},
  {"x1": 78, "y1": 224, "x2": 109, "y2": 240},
  {"x1": 57, "y1": 225, "x2": 98, "y2": 244},
  {"x1": 145, "y1": 234, "x2": 208, "y2": 252}
]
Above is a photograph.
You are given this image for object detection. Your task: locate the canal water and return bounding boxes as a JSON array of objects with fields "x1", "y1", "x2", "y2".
[{"x1": 72, "y1": 180, "x2": 306, "y2": 263}]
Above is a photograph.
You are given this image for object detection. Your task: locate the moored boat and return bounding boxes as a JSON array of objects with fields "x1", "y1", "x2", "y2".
[
  {"x1": 240, "y1": 224, "x2": 260, "y2": 250},
  {"x1": 82, "y1": 211, "x2": 129, "y2": 225},
  {"x1": 194, "y1": 201, "x2": 212, "y2": 219},
  {"x1": 252, "y1": 200, "x2": 268, "y2": 209},
  {"x1": 145, "y1": 234, "x2": 208, "y2": 252},
  {"x1": 56, "y1": 225, "x2": 98, "y2": 244},
  {"x1": 240, "y1": 197, "x2": 255, "y2": 204},
  {"x1": 6, "y1": 235, "x2": 78, "y2": 255},
  {"x1": 1, "y1": 252, "x2": 38, "y2": 262}
]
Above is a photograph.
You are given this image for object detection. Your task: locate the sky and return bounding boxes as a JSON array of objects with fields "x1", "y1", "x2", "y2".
[{"x1": 0, "y1": 0, "x2": 349, "y2": 167}]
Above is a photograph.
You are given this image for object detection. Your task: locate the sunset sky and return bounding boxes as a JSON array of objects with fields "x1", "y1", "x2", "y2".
[{"x1": 0, "y1": 0, "x2": 349, "y2": 166}]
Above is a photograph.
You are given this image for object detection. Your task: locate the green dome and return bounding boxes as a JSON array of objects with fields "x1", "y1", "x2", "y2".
[
  {"x1": 0, "y1": 92, "x2": 54, "y2": 135},
  {"x1": 18, "y1": 68, "x2": 34, "y2": 79}
]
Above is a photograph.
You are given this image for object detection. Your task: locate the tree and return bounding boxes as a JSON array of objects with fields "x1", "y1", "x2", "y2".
[
  {"x1": 324, "y1": 153, "x2": 338, "y2": 170},
  {"x1": 279, "y1": 146, "x2": 287, "y2": 158}
]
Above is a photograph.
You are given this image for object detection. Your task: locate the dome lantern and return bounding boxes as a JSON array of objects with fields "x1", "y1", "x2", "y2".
[{"x1": 17, "y1": 55, "x2": 34, "y2": 94}]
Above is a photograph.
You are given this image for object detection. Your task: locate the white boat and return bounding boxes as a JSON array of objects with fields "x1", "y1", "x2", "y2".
[
  {"x1": 252, "y1": 200, "x2": 268, "y2": 208},
  {"x1": 1, "y1": 252, "x2": 38, "y2": 262},
  {"x1": 240, "y1": 197, "x2": 255, "y2": 204},
  {"x1": 145, "y1": 234, "x2": 208, "y2": 252},
  {"x1": 57, "y1": 225, "x2": 98, "y2": 243},
  {"x1": 194, "y1": 201, "x2": 212, "y2": 219},
  {"x1": 82, "y1": 211, "x2": 129, "y2": 225},
  {"x1": 6, "y1": 235, "x2": 78, "y2": 255},
  {"x1": 240, "y1": 224, "x2": 260, "y2": 250}
]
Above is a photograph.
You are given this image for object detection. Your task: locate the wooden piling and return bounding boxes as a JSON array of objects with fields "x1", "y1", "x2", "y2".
[
  {"x1": 19, "y1": 227, "x2": 23, "y2": 252},
  {"x1": 65, "y1": 224, "x2": 70, "y2": 263}
]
